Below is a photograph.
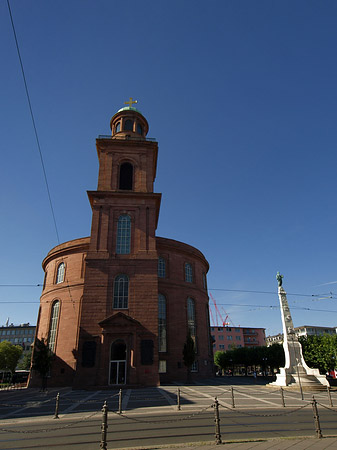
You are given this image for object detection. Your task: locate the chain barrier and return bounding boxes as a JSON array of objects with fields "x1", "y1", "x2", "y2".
[
  {"x1": 219, "y1": 401, "x2": 310, "y2": 417},
  {"x1": 317, "y1": 402, "x2": 337, "y2": 414},
  {"x1": 0, "y1": 409, "x2": 101, "y2": 434},
  {"x1": 109, "y1": 403, "x2": 213, "y2": 424}
]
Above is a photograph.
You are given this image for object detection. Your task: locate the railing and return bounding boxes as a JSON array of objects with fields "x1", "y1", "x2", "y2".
[{"x1": 97, "y1": 134, "x2": 157, "y2": 142}]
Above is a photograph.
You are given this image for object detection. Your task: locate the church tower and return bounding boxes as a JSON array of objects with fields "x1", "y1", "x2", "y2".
[{"x1": 74, "y1": 100, "x2": 162, "y2": 387}]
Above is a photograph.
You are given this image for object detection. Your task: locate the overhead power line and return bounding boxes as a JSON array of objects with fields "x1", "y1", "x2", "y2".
[{"x1": 6, "y1": 0, "x2": 60, "y2": 244}]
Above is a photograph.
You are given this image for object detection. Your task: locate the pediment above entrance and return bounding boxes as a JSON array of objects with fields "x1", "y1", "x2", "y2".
[{"x1": 98, "y1": 312, "x2": 143, "y2": 332}]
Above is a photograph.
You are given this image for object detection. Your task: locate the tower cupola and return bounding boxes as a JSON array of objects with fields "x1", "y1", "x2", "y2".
[{"x1": 110, "y1": 98, "x2": 149, "y2": 139}]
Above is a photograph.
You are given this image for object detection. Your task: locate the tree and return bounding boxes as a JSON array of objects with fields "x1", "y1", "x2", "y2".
[
  {"x1": 0, "y1": 341, "x2": 23, "y2": 377},
  {"x1": 299, "y1": 334, "x2": 337, "y2": 373},
  {"x1": 267, "y1": 343, "x2": 285, "y2": 373},
  {"x1": 183, "y1": 333, "x2": 196, "y2": 381},
  {"x1": 17, "y1": 348, "x2": 33, "y2": 370},
  {"x1": 31, "y1": 338, "x2": 53, "y2": 390},
  {"x1": 214, "y1": 350, "x2": 234, "y2": 374}
]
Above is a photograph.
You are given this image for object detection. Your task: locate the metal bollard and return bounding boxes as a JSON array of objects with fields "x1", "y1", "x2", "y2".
[
  {"x1": 280, "y1": 387, "x2": 285, "y2": 407},
  {"x1": 231, "y1": 386, "x2": 235, "y2": 408},
  {"x1": 100, "y1": 401, "x2": 108, "y2": 450},
  {"x1": 213, "y1": 397, "x2": 222, "y2": 445},
  {"x1": 54, "y1": 392, "x2": 60, "y2": 419},
  {"x1": 118, "y1": 388, "x2": 122, "y2": 414},
  {"x1": 311, "y1": 396, "x2": 322, "y2": 439},
  {"x1": 177, "y1": 388, "x2": 181, "y2": 411},
  {"x1": 327, "y1": 385, "x2": 333, "y2": 407}
]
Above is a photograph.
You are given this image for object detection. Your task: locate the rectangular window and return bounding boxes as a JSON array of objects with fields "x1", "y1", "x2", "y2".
[
  {"x1": 217, "y1": 327, "x2": 223, "y2": 332},
  {"x1": 191, "y1": 360, "x2": 198, "y2": 372},
  {"x1": 225, "y1": 327, "x2": 232, "y2": 332},
  {"x1": 116, "y1": 215, "x2": 131, "y2": 254},
  {"x1": 158, "y1": 294, "x2": 167, "y2": 352},
  {"x1": 227, "y1": 335, "x2": 233, "y2": 340},
  {"x1": 141, "y1": 340, "x2": 154, "y2": 365},
  {"x1": 159, "y1": 360, "x2": 167, "y2": 373},
  {"x1": 235, "y1": 328, "x2": 241, "y2": 333},
  {"x1": 185, "y1": 263, "x2": 193, "y2": 283},
  {"x1": 236, "y1": 336, "x2": 241, "y2": 340},
  {"x1": 202, "y1": 273, "x2": 207, "y2": 290},
  {"x1": 158, "y1": 257, "x2": 166, "y2": 278},
  {"x1": 218, "y1": 335, "x2": 224, "y2": 340},
  {"x1": 219, "y1": 344, "x2": 225, "y2": 349}
]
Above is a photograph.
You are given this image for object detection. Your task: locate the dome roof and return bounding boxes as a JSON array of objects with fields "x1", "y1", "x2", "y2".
[{"x1": 117, "y1": 106, "x2": 143, "y2": 115}]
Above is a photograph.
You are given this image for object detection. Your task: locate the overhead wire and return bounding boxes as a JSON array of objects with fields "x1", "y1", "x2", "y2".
[
  {"x1": 6, "y1": 0, "x2": 60, "y2": 244},
  {"x1": 6, "y1": 0, "x2": 75, "y2": 308}
]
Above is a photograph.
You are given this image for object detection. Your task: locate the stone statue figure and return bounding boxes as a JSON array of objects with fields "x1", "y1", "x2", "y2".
[{"x1": 276, "y1": 272, "x2": 283, "y2": 287}]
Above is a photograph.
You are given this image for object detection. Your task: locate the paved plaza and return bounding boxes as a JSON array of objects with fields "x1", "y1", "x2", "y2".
[{"x1": 0, "y1": 377, "x2": 336, "y2": 449}]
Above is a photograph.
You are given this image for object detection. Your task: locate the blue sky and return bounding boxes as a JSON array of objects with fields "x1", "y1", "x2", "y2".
[{"x1": 1, "y1": 0, "x2": 337, "y2": 336}]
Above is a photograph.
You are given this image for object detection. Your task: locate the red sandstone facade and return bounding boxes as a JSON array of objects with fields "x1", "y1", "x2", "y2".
[{"x1": 30, "y1": 105, "x2": 213, "y2": 388}]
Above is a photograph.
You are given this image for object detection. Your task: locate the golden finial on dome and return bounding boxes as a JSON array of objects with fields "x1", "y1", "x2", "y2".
[{"x1": 124, "y1": 97, "x2": 138, "y2": 108}]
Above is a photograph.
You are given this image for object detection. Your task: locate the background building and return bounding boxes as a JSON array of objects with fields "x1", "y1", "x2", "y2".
[
  {"x1": 30, "y1": 105, "x2": 213, "y2": 388},
  {"x1": 0, "y1": 323, "x2": 35, "y2": 352},
  {"x1": 266, "y1": 325, "x2": 337, "y2": 346},
  {"x1": 211, "y1": 326, "x2": 266, "y2": 352}
]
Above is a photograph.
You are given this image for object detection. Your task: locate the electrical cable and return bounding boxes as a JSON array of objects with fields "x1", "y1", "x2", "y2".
[{"x1": 6, "y1": 0, "x2": 60, "y2": 244}]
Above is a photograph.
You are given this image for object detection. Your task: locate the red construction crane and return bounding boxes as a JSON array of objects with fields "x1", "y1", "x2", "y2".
[{"x1": 209, "y1": 293, "x2": 229, "y2": 327}]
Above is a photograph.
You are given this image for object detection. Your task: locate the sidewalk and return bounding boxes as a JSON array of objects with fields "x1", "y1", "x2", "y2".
[{"x1": 125, "y1": 436, "x2": 337, "y2": 449}]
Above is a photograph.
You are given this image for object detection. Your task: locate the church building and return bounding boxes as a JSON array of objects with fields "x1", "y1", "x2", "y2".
[{"x1": 31, "y1": 102, "x2": 213, "y2": 388}]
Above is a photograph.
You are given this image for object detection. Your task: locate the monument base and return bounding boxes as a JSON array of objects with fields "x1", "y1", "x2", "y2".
[{"x1": 269, "y1": 367, "x2": 329, "y2": 390}]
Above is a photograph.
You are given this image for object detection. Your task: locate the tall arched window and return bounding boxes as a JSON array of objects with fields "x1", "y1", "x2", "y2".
[
  {"x1": 137, "y1": 123, "x2": 143, "y2": 135},
  {"x1": 187, "y1": 297, "x2": 196, "y2": 350},
  {"x1": 158, "y1": 294, "x2": 167, "y2": 352},
  {"x1": 48, "y1": 300, "x2": 60, "y2": 352},
  {"x1": 56, "y1": 262, "x2": 65, "y2": 284},
  {"x1": 158, "y1": 257, "x2": 166, "y2": 278},
  {"x1": 124, "y1": 119, "x2": 133, "y2": 131},
  {"x1": 116, "y1": 215, "x2": 131, "y2": 254},
  {"x1": 113, "y1": 275, "x2": 129, "y2": 309},
  {"x1": 185, "y1": 263, "x2": 193, "y2": 283},
  {"x1": 115, "y1": 122, "x2": 121, "y2": 133},
  {"x1": 119, "y1": 163, "x2": 133, "y2": 190}
]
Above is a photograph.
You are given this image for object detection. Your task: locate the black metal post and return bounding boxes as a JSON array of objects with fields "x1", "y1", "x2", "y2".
[
  {"x1": 231, "y1": 386, "x2": 235, "y2": 408},
  {"x1": 327, "y1": 385, "x2": 333, "y2": 407},
  {"x1": 177, "y1": 388, "x2": 181, "y2": 411},
  {"x1": 100, "y1": 401, "x2": 108, "y2": 450},
  {"x1": 54, "y1": 392, "x2": 60, "y2": 419},
  {"x1": 213, "y1": 397, "x2": 222, "y2": 445},
  {"x1": 280, "y1": 387, "x2": 285, "y2": 407},
  {"x1": 118, "y1": 388, "x2": 122, "y2": 414},
  {"x1": 311, "y1": 396, "x2": 323, "y2": 439}
]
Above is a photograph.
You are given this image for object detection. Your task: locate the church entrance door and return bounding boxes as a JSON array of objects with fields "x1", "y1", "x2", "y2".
[{"x1": 109, "y1": 340, "x2": 127, "y2": 385}]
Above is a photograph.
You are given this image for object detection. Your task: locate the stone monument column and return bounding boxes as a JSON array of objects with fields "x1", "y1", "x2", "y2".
[{"x1": 271, "y1": 273, "x2": 328, "y2": 388}]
